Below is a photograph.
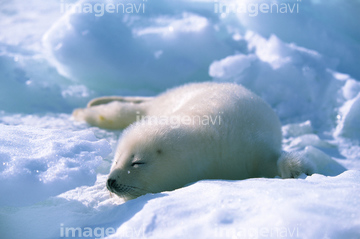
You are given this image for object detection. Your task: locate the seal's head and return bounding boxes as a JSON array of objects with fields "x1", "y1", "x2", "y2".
[{"x1": 106, "y1": 122, "x2": 200, "y2": 200}]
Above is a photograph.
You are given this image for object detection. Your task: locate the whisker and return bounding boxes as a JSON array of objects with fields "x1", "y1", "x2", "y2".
[{"x1": 110, "y1": 182, "x2": 149, "y2": 198}]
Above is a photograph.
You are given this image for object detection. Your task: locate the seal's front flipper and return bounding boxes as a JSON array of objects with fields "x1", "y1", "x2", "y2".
[{"x1": 277, "y1": 151, "x2": 316, "y2": 178}]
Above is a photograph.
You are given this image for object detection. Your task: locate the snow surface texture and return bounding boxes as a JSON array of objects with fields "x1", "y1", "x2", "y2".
[
  {"x1": 0, "y1": 124, "x2": 111, "y2": 206},
  {"x1": 0, "y1": 0, "x2": 360, "y2": 238}
]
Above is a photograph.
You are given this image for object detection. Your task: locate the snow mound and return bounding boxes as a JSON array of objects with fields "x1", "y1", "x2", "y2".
[
  {"x1": 335, "y1": 93, "x2": 360, "y2": 140},
  {"x1": 233, "y1": 0, "x2": 360, "y2": 79},
  {"x1": 210, "y1": 32, "x2": 343, "y2": 130},
  {"x1": 42, "y1": 0, "x2": 237, "y2": 94},
  {"x1": 107, "y1": 171, "x2": 360, "y2": 239},
  {"x1": 2, "y1": 171, "x2": 359, "y2": 239}
]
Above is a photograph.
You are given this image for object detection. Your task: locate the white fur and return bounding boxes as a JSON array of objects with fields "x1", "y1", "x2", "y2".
[{"x1": 73, "y1": 82, "x2": 313, "y2": 200}]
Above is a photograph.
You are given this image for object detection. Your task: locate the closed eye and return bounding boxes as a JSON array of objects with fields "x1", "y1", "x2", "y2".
[{"x1": 131, "y1": 162, "x2": 146, "y2": 167}]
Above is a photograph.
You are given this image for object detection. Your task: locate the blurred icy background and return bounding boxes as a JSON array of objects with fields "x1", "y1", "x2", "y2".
[{"x1": 0, "y1": 0, "x2": 359, "y2": 238}]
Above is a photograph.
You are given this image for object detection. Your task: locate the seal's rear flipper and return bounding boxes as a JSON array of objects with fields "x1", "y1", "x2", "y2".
[
  {"x1": 87, "y1": 96, "x2": 153, "y2": 108},
  {"x1": 72, "y1": 96, "x2": 152, "y2": 129}
]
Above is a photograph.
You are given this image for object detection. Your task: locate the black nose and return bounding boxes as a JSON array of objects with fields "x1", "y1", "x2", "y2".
[{"x1": 107, "y1": 178, "x2": 116, "y2": 191}]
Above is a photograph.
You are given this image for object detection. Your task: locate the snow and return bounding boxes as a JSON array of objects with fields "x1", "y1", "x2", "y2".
[
  {"x1": 2, "y1": 172, "x2": 359, "y2": 239},
  {"x1": 0, "y1": 123, "x2": 111, "y2": 206},
  {"x1": 209, "y1": 32, "x2": 344, "y2": 130},
  {"x1": 42, "y1": 0, "x2": 236, "y2": 94},
  {"x1": 106, "y1": 171, "x2": 360, "y2": 239},
  {"x1": 335, "y1": 93, "x2": 360, "y2": 140},
  {"x1": 1, "y1": 0, "x2": 360, "y2": 238}
]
